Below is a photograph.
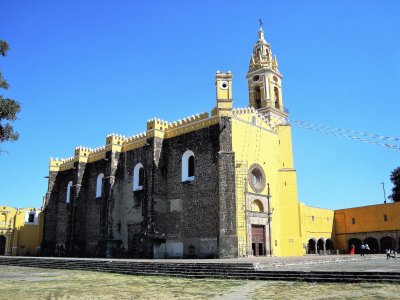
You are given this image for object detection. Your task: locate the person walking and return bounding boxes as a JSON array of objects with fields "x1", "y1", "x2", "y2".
[
  {"x1": 386, "y1": 248, "x2": 391, "y2": 259},
  {"x1": 350, "y1": 244, "x2": 355, "y2": 255},
  {"x1": 360, "y1": 243, "x2": 366, "y2": 257},
  {"x1": 365, "y1": 243, "x2": 370, "y2": 255}
]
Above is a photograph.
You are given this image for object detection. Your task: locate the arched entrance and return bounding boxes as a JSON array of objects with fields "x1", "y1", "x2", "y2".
[
  {"x1": 307, "y1": 239, "x2": 317, "y2": 254},
  {"x1": 0, "y1": 235, "x2": 6, "y2": 255},
  {"x1": 364, "y1": 237, "x2": 379, "y2": 254},
  {"x1": 325, "y1": 239, "x2": 333, "y2": 254},
  {"x1": 380, "y1": 236, "x2": 396, "y2": 253},
  {"x1": 348, "y1": 238, "x2": 362, "y2": 254},
  {"x1": 317, "y1": 239, "x2": 325, "y2": 254}
]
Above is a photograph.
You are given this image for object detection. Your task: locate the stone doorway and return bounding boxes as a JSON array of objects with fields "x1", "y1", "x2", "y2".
[
  {"x1": 0, "y1": 235, "x2": 5, "y2": 255},
  {"x1": 251, "y1": 225, "x2": 265, "y2": 256}
]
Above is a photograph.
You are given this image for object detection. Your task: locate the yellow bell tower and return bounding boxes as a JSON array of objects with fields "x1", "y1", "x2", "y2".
[
  {"x1": 246, "y1": 20, "x2": 287, "y2": 124},
  {"x1": 244, "y1": 20, "x2": 303, "y2": 256}
]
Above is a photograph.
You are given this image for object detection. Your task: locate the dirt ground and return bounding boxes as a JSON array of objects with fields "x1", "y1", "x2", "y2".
[{"x1": 0, "y1": 265, "x2": 399, "y2": 299}]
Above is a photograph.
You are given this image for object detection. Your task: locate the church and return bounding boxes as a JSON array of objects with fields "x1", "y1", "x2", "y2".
[{"x1": 41, "y1": 23, "x2": 400, "y2": 258}]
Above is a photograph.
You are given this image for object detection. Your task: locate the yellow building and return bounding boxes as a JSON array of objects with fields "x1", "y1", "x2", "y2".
[
  {"x1": 334, "y1": 202, "x2": 400, "y2": 253},
  {"x1": 0, "y1": 206, "x2": 43, "y2": 256},
  {"x1": 41, "y1": 21, "x2": 399, "y2": 258}
]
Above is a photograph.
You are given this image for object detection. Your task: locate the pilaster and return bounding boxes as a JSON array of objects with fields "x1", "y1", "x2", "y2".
[{"x1": 218, "y1": 116, "x2": 238, "y2": 258}]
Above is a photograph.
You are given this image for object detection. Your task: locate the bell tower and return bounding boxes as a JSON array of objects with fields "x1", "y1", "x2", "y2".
[{"x1": 246, "y1": 20, "x2": 287, "y2": 122}]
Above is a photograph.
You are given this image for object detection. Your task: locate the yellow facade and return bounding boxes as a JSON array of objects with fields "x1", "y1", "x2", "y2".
[
  {"x1": 0, "y1": 206, "x2": 43, "y2": 256},
  {"x1": 334, "y1": 202, "x2": 400, "y2": 252},
  {"x1": 299, "y1": 203, "x2": 334, "y2": 254}
]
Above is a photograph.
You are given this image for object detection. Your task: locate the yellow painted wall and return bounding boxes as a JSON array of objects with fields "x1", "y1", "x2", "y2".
[
  {"x1": 232, "y1": 112, "x2": 304, "y2": 256},
  {"x1": 232, "y1": 112, "x2": 279, "y2": 256},
  {"x1": 0, "y1": 206, "x2": 43, "y2": 256},
  {"x1": 334, "y1": 202, "x2": 400, "y2": 251},
  {"x1": 275, "y1": 124, "x2": 303, "y2": 256},
  {"x1": 299, "y1": 203, "x2": 334, "y2": 253}
]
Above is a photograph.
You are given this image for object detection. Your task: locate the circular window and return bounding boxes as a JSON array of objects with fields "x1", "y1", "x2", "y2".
[
  {"x1": 252, "y1": 75, "x2": 260, "y2": 82},
  {"x1": 220, "y1": 81, "x2": 228, "y2": 90},
  {"x1": 248, "y1": 164, "x2": 266, "y2": 193},
  {"x1": 273, "y1": 76, "x2": 278, "y2": 82}
]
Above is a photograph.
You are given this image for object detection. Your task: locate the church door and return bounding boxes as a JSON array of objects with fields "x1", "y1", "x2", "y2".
[
  {"x1": 0, "y1": 236, "x2": 6, "y2": 255},
  {"x1": 251, "y1": 225, "x2": 265, "y2": 256}
]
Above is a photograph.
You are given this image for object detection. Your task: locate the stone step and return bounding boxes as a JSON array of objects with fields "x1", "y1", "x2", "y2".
[{"x1": 0, "y1": 258, "x2": 399, "y2": 283}]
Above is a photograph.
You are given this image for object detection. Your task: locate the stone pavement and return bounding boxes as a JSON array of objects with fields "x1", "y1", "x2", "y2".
[{"x1": 2, "y1": 254, "x2": 399, "y2": 272}]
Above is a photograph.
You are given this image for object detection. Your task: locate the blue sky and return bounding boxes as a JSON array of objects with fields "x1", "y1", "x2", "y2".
[{"x1": 1, "y1": 1, "x2": 399, "y2": 209}]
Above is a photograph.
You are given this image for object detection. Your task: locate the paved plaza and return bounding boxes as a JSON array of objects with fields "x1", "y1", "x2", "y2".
[{"x1": 2, "y1": 254, "x2": 399, "y2": 273}]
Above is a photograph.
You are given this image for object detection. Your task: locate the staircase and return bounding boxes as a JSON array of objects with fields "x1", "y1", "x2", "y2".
[{"x1": 0, "y1": 257, "x2": 399, "y2": 283}]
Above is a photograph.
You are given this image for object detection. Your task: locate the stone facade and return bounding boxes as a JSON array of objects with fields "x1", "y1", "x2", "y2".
[{"x1": 42, "y1": 122, "x2": 236, "y2": 258}]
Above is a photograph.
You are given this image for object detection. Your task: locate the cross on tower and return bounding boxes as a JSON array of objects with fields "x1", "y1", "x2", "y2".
[{"x1": 259, "y1": 18, "x2": 263, "y2": 28}]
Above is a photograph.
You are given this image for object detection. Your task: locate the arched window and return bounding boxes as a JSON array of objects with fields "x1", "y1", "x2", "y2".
[
  {"x1": 133, "y1": 163, "x2": 144, "y2": 191},
  {"x1": 274, "y1": 87, "x2": 280, "y2": 109},
  {"x1": 251, "y1": 200, "x2": 264, "y2": 212},
  {"x1": 182, "y1": 150, "x2": 195, "y2": 182},
  {"x1": 96, "y1": 173, "x2": 104, "y2": 198},
  {"x1": 254, "y1": 86, "x2": 261, "y2": 109},
  {"x1": 66, "y1": 181, "x2": 73, "y2": 204}
]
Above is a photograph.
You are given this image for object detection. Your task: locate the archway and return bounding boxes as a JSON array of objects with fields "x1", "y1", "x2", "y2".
[
  {"x1": 325, "y1": 239, "x2": 333, "y2": 254},
  {"x1": 317, "y1": 239, "x2": 325, "y2": 254},
  {"x1": 348, "y1": 238, "x2": 362, "y2": 254},
  {"x1": 0, "y1": 235, "x2": 5, "y2": 255},
  {"x1": 380, "y1": 236, "x2": 396, "y2": 253},
  {"x1": 364, "y1": 237, "x2": 379, "y2": 254},
  {"x1": 251, "y1": 200, "x2": 264, "y2": 213},
  {"x1": 307, "y1": 239, "x2": 317, "y2": 254}
]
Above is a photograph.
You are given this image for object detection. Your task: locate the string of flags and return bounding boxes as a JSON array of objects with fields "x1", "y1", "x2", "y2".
[{"x1": 289, "y1": 119, "x2": 400, "y2": 153}]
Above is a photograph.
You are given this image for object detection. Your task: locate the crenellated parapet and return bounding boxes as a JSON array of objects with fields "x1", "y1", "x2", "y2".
[
  {"x1": 88, "y1": 145, "x2": 107, "y2": 163},
  {"x1": 146, "y1": 118, "x2": 169, "y2": 139},
  {"x1": 50, "y1": 110, "x2": 221, "y2": 172},
  {"x1": 106, "y1": 133, "x2": 127, "y2": 152},
  {"x1": 49, "y1": 156, "x2": 78, "y2": 172},
  {"x1": 232, "y1": 107, "x2": 257, "y2": 115},
  {"x1": 165, "y1": 113, "x2": 218, "y2": 138},
  {"x1": 122, "y1": 132, "x2": 147, "y2": 152},
  {"x1": 74, "y1": 146, "x2": 92, "y2": 160}
]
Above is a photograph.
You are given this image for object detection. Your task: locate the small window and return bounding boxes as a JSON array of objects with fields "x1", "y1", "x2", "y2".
[
  {"x1": 384, "y1": 214, "x2": 388, "y2": 222},
  {"x1": 66, "y1": 181, "x2": 73, "y2": 204},
  {"x1": 312, "y1": 216, "x2": 315, "y2": 221},
  {"x1": 252, "y1": 116, "x2": 257, "y2": 125},
  {"x1": 182, "y1": 150, "x2": 195, "y2": 182},
  {"x1": 133, "y1": 163, "x2": 144, "y2": 191},
  {"x1": 96, "y1": 173, "x2": 104, "y2": 198},
  {"x1": 254, "y1": 86, "x2": 261, "y2": 109},
  {"x1": 352, "y1": 218, "x2": 356, "y2": 225},
  {"x1": 25, "y1": 211, "x2": 36, "y2": 224},
  {"x1": 274, "y1": 87, "x2": 280, "y2": 109},
  {"x1": 28, "y1": 213, "x2": 35, "y2": 223},
  {"x1": 251, "y1": 200, "x2": 264, "y2": 213}
]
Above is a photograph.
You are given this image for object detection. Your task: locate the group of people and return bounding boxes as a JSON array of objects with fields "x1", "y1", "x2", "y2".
[
  {"x1": 349, "y1": 243, "x2": 398, "y2": 259},
  {"x1": 386, "y1": 248, "x2": 398, "y2": 259},
  {"x1": 349, "y1": 243, "x2": 371, "y2": 256}
]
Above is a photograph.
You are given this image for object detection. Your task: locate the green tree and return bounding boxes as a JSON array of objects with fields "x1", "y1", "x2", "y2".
[
  {"x1": 389, "y1": 166, "x2": 400, "y2": 202},
  {"x1": 0, "y1": 40, "x2": 21, "y2": 148}
]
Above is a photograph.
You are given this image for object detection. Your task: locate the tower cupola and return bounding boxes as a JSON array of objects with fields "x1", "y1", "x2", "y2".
[{"x1": 246, "y1": 19, "x2": 287, "y2": 122}]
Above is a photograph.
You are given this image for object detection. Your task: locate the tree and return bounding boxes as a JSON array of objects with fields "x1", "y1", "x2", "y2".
[
  {"x1": 0, "y1": 40, "x2": 21, "y2": 148},
  {"x1": 389, "y1": 166, "x2": 400, "y2": 202}
]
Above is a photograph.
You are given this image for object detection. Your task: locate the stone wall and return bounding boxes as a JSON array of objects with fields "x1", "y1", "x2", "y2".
[{"x1": 42, "y1": 123, "x2": 227, "y2": 259}]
